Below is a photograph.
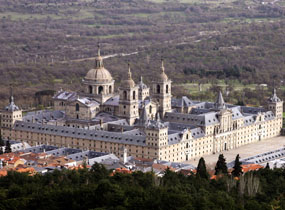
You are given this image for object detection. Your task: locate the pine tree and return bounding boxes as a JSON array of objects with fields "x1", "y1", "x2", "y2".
[
  {"x1": 215, "y1": 154, "x2": 228, "y2": 175},
  {"x1": 4, "y1": 140, "x2": 12, "y2": 153},
  {"x1": 0, "y1": 133, "x2": 5, "y2": 147},
  {"x1": 196, "y1": 157, "x2": 209, "y2": 179},
  {"x1": 232, "y1": 154, "x2": 243, "y2": 177}
]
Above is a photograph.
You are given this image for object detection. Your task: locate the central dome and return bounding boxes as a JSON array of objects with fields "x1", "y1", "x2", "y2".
[
  {"x1": 84, "y1": 45, "x2": 113, "y2": 83},
  {"x1": 85, "y1": 67, "x2": 113, "y2": 83}
]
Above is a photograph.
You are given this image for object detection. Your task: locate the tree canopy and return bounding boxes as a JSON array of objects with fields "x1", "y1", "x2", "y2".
[{"x1": 215, "y1": 154, "x2": 228, "y2": 175}]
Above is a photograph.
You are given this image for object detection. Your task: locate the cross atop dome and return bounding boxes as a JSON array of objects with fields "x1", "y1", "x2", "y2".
[{"x1": 95, "y1": 43, "x2": 104, "y2": 69}]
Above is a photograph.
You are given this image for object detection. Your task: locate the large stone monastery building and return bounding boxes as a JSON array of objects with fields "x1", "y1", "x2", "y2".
[{"x1": 0, "y1": 47, "x2": 283, "y2": 162}]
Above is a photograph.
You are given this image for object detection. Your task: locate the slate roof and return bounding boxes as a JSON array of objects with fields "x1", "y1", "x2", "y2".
[
  {"x1": 214, "y1": 91, "x2": 226, "y2": 110},
  {"x1": 138, "y1": 76, "x2": 148, "y2": 89},
  {"x1": 268, "y1": 89, "x2": 281, "y2": 103},
  {"x1": 168, "y1": 133, "x2": 182, "y2": 145},
  {"x1": 76, "y1": 97, "x2": 100, "y2": 107},
  {"x1": 5, "y1": 96, "x2": 20, "y2": 112},
  {"x1": 171, "y1": 96, "x2": 194, "y2": 108},
  {"x1": 24, "y1": 110, "x2": 65, "y2": 123},
  {"x1": 164, "y1": 112, "x2": 219, "y2": 126},
  {"x1": 53, "y1": 91, "x2": 78, "y2": 101},
  {"x1": 104, "y1": 95, "x2": 119, "y2": 106}
]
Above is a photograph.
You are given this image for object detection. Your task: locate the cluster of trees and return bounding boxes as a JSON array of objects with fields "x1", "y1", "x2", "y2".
[
  {"x1": 0, "y1": 156, "x2": 284, "y2": 209},
  {"x1": 0, "y1": 134, "x2": 12, "y2": 154}
]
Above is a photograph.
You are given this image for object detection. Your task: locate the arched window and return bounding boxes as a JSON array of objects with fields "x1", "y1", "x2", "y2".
[
  {"x1": 186, "y1": 134, "x2": 189, "y2": 139},
  {"x1": 76, "y1": 114, "x2": 79, "y2": 119},
  {"x1": 89, "y1": 86, "x2": 92, "y2": 94},
  {"x1": 157, "y1": 84, "x2": 160, "y2": 94},
  {"x1": 186, "y1": 143, "x2": 189, "y2": 148},
  {"x1": 123, "y1": 91, "x2": 127, "y2": 100},
  {"x1": 133, "y1": 91, "x2": 136, "y2": 100},
  {"x1": 109, "y1": 86, "x2": 112, "y2": 94},
  {"x1": 98, "y1": 86, "x2": 103, "y2": 94},
  {"x1": 149, "y1": 105, "x2": 152, "y2": 114},
  {"x1": 166, "y1": 85, "x2": 169, "y2": 94},
  {"x1": 75, "y1": 103, "x2": 79, "y2": 111}
]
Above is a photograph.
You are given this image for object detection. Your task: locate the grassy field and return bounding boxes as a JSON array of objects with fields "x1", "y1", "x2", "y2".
[{"x1": 175, "y1": 80, "x2": 262, "y2": 95}]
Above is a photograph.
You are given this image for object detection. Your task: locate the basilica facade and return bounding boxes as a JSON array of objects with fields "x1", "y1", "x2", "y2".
[{"x1": 0, "y1": 46, "x2": 283, "y2": 162}]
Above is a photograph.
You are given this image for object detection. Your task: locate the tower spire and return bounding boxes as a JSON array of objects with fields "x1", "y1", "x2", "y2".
[
  {"x1": 128, "y1": 62, "x2": 132, "y2": 80},
  {"x1": 215, "y1": 91, "x2": 226, "y2": 110},
  {"x1": 9, "y1": 85, "x2": 14, "y2": 103},
  {"x1": 161, "y1": 58, "x2": 165, "y2": 73},
  {"x1": 97, "y1": 43, "x2": 100, "y2": 56},
  {"x1": 95, "y1": 43, "x2": 103, "y2": 68}
]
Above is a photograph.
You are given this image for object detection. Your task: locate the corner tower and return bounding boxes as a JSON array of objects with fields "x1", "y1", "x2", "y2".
[
  {"x1": 268, "y1": 89, "x2": 283, "y2": 118},
  {"x1": 151, "y1": 59, "x2": 172, "y2": 117},
  {"x1": 118, "y1": 63, "x2": 139, "y2": 125},
  {"x1": 82, "y1": 44, "x2": 115, "y2": 103},
  {"x1": 0, "y1": 87, "x2": 22, "y2": 131}
]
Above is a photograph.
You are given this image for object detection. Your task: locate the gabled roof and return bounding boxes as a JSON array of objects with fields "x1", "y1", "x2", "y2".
[
  {"x1": 104, "y1": 95, "x2": 119, "y2": 106},
  {"x1": 171, "y1": 96, "x2": 194, "y2": 108}
]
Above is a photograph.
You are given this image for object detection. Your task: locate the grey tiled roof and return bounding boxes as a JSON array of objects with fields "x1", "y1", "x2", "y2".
[
  {"x1": 20, "y1": 145, "x2": 58, "y2": 153},
  {"x1": 66, "y1": 150, "x2": 108, "y2": 161},
  {"x1": 264, "y1": 111, "x2": 275, "y2": 121},
  {"x1": 46, "y1": 148, "x2": 82, "y2": 156},
  {"x1": 241, "y1": 106, "x2": 265, "y2": 114},
  {"x1": 165, "y1": 112, "x2": 219, "y2": 126},
  {"x1": 138, "y1": 77, "x2": 148, "y2": 89},
  {"x1": 104, "y1": 95, "x2": 119, "y2": 106},
  {"x1": 76, "y1": 97, "x2": 100, "y2": 107},
  {"x1": 166, "y1": 122, "x2": 196, "y2": 131},
  {"x1": 190, "y1": 127, "x2": 205, "y2": 138},
  {"x1": 171, "y1": 96, "x2": 194, "y2": 107},
  {"x1": 168, "y1": 133, "x2": 182, "y2": 145},
  {"x1": 214, "y1": 91, "x2": 226, "y2": 110},
  {"x1": 53, "y1": 91, "x2": 78, "y2": 101},
  {"x1": 24, "y1": 110, "x2": 65, "y2": 123},
  {"x1": 268, "y1": 89, "x2": 281, "y2": 103},
  {"x1": 243, "y1": 115, "x2": 256, "y2": 126},
  {"x1": 5, "y1": 96, "x2": 20, "y2": 112}
]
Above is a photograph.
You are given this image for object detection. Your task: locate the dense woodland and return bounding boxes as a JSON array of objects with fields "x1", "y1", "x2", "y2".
[
  {"x1": 0, "y1": 160, "x2": 284, "y2": 210},
  {"x1": 0, "y1": 0, "x2": 285, "y2": 108}
]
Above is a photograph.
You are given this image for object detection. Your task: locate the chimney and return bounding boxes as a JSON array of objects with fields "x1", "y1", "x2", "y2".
[{"x1": 123, "y1": 148, "x2": 128, "y2": 164}]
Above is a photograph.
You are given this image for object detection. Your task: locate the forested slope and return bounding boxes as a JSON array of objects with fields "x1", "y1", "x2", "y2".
[{"x1": 0, "y1": 0, "x2": 285, "y2": 107}]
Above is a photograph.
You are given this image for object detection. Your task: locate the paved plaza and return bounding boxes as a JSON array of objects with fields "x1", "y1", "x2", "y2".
[{"x1": 185, "y1": 136, "x2": 285, "y2": 168}]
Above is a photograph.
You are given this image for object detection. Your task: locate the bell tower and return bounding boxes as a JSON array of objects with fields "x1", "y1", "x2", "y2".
[
  {"x1": 151, "y1": 59, "x2": 172, "y2": 117},
  {"x1": 118, "y1": 63, "x2": 139, "y2": 125}
]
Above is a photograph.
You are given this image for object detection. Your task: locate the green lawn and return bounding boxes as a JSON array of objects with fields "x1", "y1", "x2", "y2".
[{"x1": 176, "y1": 80, "x2": 263, "y2": 95}]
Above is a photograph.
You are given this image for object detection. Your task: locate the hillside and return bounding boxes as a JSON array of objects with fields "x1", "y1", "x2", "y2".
[{"x1": 0, "y1": 0, "x2": 285, "y2": 107}]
